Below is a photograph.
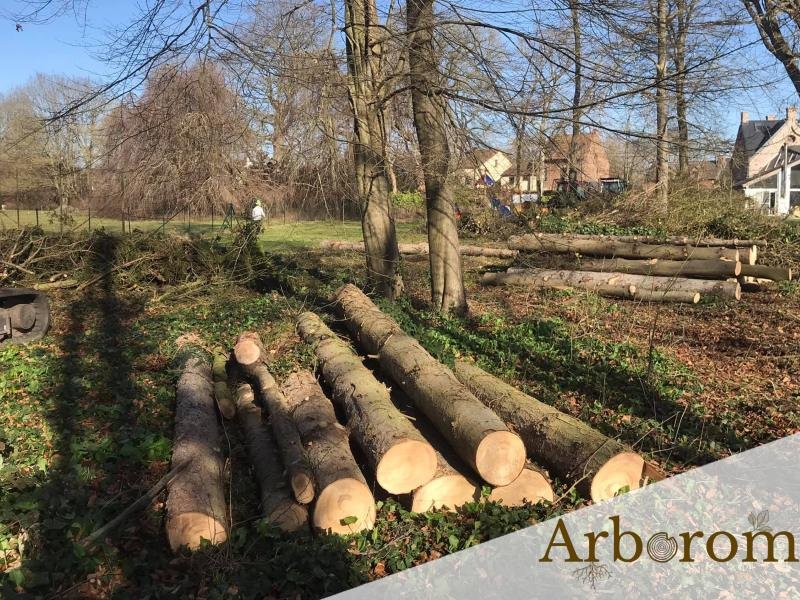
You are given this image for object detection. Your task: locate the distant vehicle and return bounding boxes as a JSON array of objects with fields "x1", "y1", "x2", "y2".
[{"x1": 600, "y1": 178, "x2": 627, "y2": 194}]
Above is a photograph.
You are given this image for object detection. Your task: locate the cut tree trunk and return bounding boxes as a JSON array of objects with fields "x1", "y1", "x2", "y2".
[
  {"x1": 166, "y1": 347, "x2": 228, "y2": 551},
  {"x1": 211, "y1": 349, "x2": 236, "y2": 420},
  {"x1": 334, "y1": 284, "x2": 526, "y2": 486},
  {"x1": 521, "y1": 231, "x2": 765, "y2": 248},
  {"x1": 488, "y1": 463, "x2": 554, "y2": 507},
  {"x1": 633, "y1": 289, "x2": 700, "y2": 303},
  {"x1": 509, "y1": 233, "x2": 740, "y2": 262},
  {"x1": 392, "y1": 389, "x2": 479, "y2": 513},
  {"x1": 412, "y1": 450, "x2": 479, "y2": 513},
  {"x1": 281, "y1": 370, "x2": 376, "y2": 534},
  {"x1": 319, "y1": 240, "x2": 518, "y2": 258},
  {"x1": 233, "y1": 332, "x2": 315, "y2": 504},
  {"x1": 453, "y1": 361, "x2": 661, "y2": 502},
  {"x1": 296, "y1": 312, "x2": 437, "y2": 493},
  {"x1": 234, "y1": 381, "x2": 308, "y2": 532},
  {"x1": 492, "y1": 268, "x2": 636, "y2": 299},
  {"x1": 576, "y1": 257, "x2": 741, "y2": 279},
  {"x1": 489, "y1": 268, "x2": 740, "y2": 300},
  {"x1": 739, "y1": 263, "x2": 792, "y2": 281}
]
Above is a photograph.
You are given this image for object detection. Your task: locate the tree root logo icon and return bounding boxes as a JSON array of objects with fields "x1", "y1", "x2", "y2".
[{"x1": 646, "y1": 532, "x2": 678, "y2": 562}]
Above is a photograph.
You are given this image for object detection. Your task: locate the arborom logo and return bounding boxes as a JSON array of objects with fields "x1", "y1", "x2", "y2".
[{"x1": 540, "y1": 512, "x2": 798, "y2": 565}]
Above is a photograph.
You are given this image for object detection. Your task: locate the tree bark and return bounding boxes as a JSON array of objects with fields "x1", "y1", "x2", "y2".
[
  {"x1": 655, "y1": 0, "x2": 669, "y2": 206},
  {"x1": 296, "y1": 311, "x2": 437, "y2": 493},
  {"x1": 488, "y1": 463, "x2": 554, "y2": 507},
  {"x1": 211, "y1": 348, "x2": 236, "y2": 420},
  {"x1": 334, "y1": 284, "x2": 526, "y2": 485},
  {"x1": 281, "y1": 370, "x2": 376, "y2": 534},
  {"x1": 233, "y1": 332, "x2": 315, "y2": 504},
  {"x1": 743, "y1": 1, "x2": 800, "y2": 97},
  {"x1": 166, "y1": 347, "x2": 228, "y2": 551},
  {"x1": 671, "y1": 0, "x2": 691, "y2": 174},
  {"x1": 568, "y1": 0, "x2": 582, "y2": 180},
  {"x1": 509, "y1": 233, "x2": 741, "y2": 261},
  {"x1": 319, "y1": 240, "x2": 518, "y2": 258},
  {"x1": 453, "y1": 361, "x2": 660, "y2": 502},
  {"x1": 344, "y1": 0, "x2": 404, "y2": 299},
  {"x1": 739, "y1": 263, "x2": 792, "y2": 281},
  {"x1": 575, "y1": 257, "x2": 741, "y2": 279},
  {"x1": 234, "y1": 381, "x2": 308, "y2": 532},
  {"x1": 407, "y1": 0, "x2": 467, "y2": 314},
  {"x1": 489, "y1": 268, "x2": 741, "y2": 300},
  {"x1": 522, "y1": 231, "x2": 764, "y2": 248}
]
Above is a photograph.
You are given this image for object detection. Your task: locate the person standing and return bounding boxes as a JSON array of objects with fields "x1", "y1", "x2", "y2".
[{"x1": 251, "y1": 199, "x2": 265, "y2": 222}]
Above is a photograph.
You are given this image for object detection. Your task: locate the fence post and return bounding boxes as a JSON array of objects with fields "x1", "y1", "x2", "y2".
[
  {"x1": 122, "y1": 211, "x2": 126, "y2": 234},
  {"x1": 211, "y1": 204, "x2": 215, "y2": 229},
  {"x1": 88, "y1": 202, "x2": 92, "y2": 231},
  {"x1": 35, "y1": 207, "x2": 39, "y2": 227}
]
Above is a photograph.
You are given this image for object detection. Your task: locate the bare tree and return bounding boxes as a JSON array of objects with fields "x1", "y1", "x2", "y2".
[
  {"x1": 344, "y1": 0, "x2": 404, "y2": 299},
  {"x1": 408, "y1": 0, "x2": 466, "y2": 314},
  {"x1": 743, "y1": 0, "x2": 800, "y2": 96},
  {"x1": 656, "y1": 0, "x2": 670, "y2": 205}
]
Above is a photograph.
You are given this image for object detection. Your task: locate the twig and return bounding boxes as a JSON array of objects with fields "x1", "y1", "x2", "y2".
[
  {"x1": 82, "y1": 462, "x2": 188, "y2": 549},
  {"x1": 76, "y1": 255, "x2": 160, "y2": 292}
]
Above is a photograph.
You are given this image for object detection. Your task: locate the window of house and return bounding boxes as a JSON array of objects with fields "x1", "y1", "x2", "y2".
[
  {"x1": 758, "y1": 174, "x2": 778, "y2": 189},
  {"x1": 791, "y1": 168, "x2": 800, "y2": 188}
]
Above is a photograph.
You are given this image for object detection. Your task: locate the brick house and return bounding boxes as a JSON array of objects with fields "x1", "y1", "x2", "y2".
[{"x1": 732, "y1": 107, "x2": 800, "y2": 214}]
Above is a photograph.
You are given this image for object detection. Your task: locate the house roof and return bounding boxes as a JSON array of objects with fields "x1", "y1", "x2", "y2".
[
  {"x1": 456, "y1": 148, "x2": 508, "y2": 170},
  {"x1": 501, "y1": 161, "x2": 535, "y2": 177},
  {"x1": 738, "y1": 119, "x2": 785, "y2": 157}
]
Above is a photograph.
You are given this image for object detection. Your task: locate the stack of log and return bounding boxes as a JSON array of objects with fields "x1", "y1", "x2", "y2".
[
  {"x1": 484, "y1": 232, "x2": 792, "y2": 303},
  {"x1": 164, "y1": 284, "x2": 662, "y2": 551}
]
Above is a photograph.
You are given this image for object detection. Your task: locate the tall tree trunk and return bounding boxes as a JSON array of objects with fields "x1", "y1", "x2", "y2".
[
  {"x1": 344, "y1": 0, "x2": 404, "y2": 299},
  {"x1": 673, "y1": 0, "x2": 690, "y2": 174},
  {"x1": 407, "y1": 0, "x2": 467, "y2": 314},
  {"x1": 568, "y1": 0, "x2": 582, "y2": 181},
  {"x1": 655, "y1": 0, "x2": 670, "y2": 206}
]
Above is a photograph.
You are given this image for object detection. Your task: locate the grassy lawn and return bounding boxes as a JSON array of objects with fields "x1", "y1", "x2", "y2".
[{"x1": 0, "y1": 209, "x2": 426, "y2": 251}]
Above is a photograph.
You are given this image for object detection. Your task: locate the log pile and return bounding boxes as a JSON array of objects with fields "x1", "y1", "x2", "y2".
[
  {"x1": 320, "y1": 239, "x2": 519, "y2": 258},
  {"x1": 482, "y1": 231, "x2": 790, "y2": 302},
  {"x1": 164, "y1": 284, "x2": 667, "y2": 549}
]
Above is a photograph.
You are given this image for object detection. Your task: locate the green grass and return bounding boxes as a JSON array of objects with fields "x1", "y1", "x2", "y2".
[{"x1": 0, "y1": 209, "x2": 426, "y2": 251}]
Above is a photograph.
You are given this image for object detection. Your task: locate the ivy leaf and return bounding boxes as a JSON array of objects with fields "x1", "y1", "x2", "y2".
[{"x1": 339, "y1": 515, "x2": 357, "y2": 526}]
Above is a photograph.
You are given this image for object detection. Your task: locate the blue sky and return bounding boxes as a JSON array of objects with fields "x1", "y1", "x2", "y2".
[{"x1": 0, "y1": 1, "x2": 796, "y2": 140}]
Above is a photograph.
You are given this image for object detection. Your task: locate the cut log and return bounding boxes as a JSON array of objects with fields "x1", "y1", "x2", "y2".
[
  {"x1": 520, "y1": 231, "x2": 765, "y2": 248},
  {"x1": 490, "y1": 268, "x2": 740, "y2": 301},
  {"x1": 281, "y1": 370, "x2": 376, "y2": 534},
  {"x1": 453, "y1": 361, "x2": 659, "y2": 503},
  {"x1": 166, "y1": 347, "x2": 228, "y2": 551},
  {"x1": 211, "y1": 349, "x2": 236, "y2": 420},
  {"x1": 320, "y1": 239, "x2": 518, "y2": 258},
  {"x1": 412, "y1": 451, "x2": 480, "y2": 513},
  {"x1": 233, "y1": 332, "x2": 315, "y2": 504},
  {"x1": 509, "y1": 233, "x2": 740, "y2": 261},
  {"x1": 296, "y1": 312, "x2": 437, "y2": 494},
  {"x1": 234, "y1": 381, "x2": 308, "y2": 532},
  {"x1": 334, "y1": 284, "x2": 526, "y2": 486},
  {"x1": 739, "y1": 263, "x2": 792, "y2": 281},
  {"x1": 33, "y1": 278, "x2": 78, "y2": 291},
  {"x1": 496, "y1": 268, "x2": 636, "y2": 298},
  {"x1": 488, "y1": 463, "x2": 554, "y2": 507},
  {"x1": 633, "y1": 289, "x2": 701, "y2": 304},
  {"x1": 575, "y1": 257, "x2": 741, "y2": 279},
  {"x1": 392, "y1": 390, "x2": 480, "y2": 513}
]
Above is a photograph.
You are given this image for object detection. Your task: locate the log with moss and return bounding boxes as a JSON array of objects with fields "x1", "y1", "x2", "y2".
[
  {"x1": 509, "y1": 233, "x2": 741, "y2": 262},
  {"x1": 453, "y1": 361, "x2": 662, "y2": 503},
  {"x1": 233, "y1": 332, "x2": 315, "y2": 504},
  {"x1": 282, "y1": 370, "x2": 376, "y2": 534},
  {"x1": 739, "y1": 263, "x2": 792, "y2": 282},
  {"x1": 520, "y1": 231, "x2": 764, "y2": 248},
  {"x1": 334, "y1": 284, "x2": 526, "y2": 486},
  {"x1": 296, "y1": 312, "x2": 437, "y2": 493},
  {"x1": 234, "y1": 380, "x2": 308, "y2": 532},
  {"x1": 166, "y1": 345, "x2": 228, "y2": 551}
]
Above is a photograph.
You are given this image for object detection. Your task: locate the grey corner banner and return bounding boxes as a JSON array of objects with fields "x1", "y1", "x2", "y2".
[{"x1": 333, "y1": 434, "x2": 800, "y2": 599}]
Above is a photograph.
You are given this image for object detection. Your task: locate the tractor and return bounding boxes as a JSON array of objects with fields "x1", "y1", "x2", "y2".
[{"x1": 0, "y1": 288, "x2": 50, "y2": 345}]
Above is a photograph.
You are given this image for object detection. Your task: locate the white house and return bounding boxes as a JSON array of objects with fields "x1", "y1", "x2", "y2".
[{"x1": 732, "y1": 107, "x2": 800, "y2": 215}]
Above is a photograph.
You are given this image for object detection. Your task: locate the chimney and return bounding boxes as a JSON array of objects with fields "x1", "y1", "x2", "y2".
[
  {"x1": 788, "y1": 106, "x2": 798, "y2": 122},
  {"x1": 741, "y1": 111, "x2": 749, "y2": 124},
  {"x1": 766, "y1": 115, "x2": 777, "y2": 121}
]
